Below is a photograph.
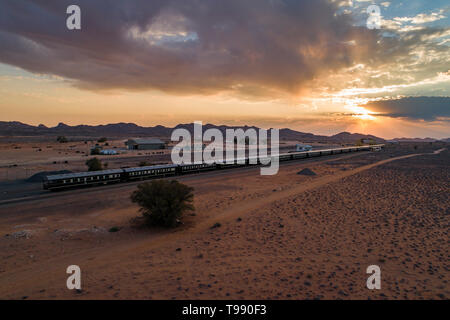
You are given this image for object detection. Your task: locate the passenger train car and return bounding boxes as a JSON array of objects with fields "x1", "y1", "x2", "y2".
[{"x1": 43, "y1": 145, "x2": 384, "y2": 191}]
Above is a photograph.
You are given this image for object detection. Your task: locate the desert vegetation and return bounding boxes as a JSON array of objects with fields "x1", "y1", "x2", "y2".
[
  {"x1": 130, "y1": 180, "x2": 194, "y2": 228},
  {"x1": 85, "y1": 157, "x2": 103, "y2": 171}
]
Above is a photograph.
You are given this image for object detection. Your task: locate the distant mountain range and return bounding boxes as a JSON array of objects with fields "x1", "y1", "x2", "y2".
[
  {"x1": 0, "y1": 120, "x2": 398, "y2": 144},
  {"x1": 389, "y1": 137, "x2": 446, "y2": 142}
]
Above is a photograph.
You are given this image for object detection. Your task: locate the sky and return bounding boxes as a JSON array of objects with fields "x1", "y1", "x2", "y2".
[{"x1": 0, "y1": 0, "x2": 449, "y2": 139}]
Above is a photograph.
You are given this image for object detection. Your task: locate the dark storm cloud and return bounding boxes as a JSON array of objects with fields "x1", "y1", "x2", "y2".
[
  {"x1": 366, "y1": 97, "x2": 450, "y2": 121},
  {"x1": 0, "y1": 0, "x2": 446, "y2": 98},
  {"x1": 0, "y1": 0, "x2": 382, "y2": 94}
]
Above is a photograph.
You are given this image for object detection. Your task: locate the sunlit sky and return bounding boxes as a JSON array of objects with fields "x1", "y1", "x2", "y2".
[{"x1": 0, "y1": 0, "x2": 449, "y2": 139}]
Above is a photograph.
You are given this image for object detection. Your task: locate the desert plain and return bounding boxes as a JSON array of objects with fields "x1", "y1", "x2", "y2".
[{"x1": 0, "y1": 142, "x2": 448, "y2": 300}]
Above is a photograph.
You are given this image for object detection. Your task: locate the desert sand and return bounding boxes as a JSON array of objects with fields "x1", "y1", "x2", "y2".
[{"x1": 0, "y1": 143, "x2": 448, "y2": 299}]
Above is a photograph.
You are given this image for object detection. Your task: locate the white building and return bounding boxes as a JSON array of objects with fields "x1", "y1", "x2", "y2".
[
  {"x1": 99, "y1": 149, "x2": 118, "y2": 155},
  {"x1": 296, "y1": 144, "x2": 313, "y2": 152}
]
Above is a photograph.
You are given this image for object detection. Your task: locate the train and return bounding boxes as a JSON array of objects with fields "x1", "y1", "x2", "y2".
[{"x1": 43, "y1": 144, "x2": 384, "y2": 191}]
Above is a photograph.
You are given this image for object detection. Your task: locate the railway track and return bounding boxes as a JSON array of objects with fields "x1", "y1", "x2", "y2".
[{"x1": 0, "y1": 151, "x2": 372, "y2": 207}]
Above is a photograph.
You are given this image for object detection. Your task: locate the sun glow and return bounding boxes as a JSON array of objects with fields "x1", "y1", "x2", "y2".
[{"x1": 348, "y1": 106, "x2": 377, "y2": 120}]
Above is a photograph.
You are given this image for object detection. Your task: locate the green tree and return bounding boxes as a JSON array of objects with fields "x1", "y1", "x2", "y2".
[
  {"x1": 98, "y1": 137, "x2": 107, "y2": 143},
  {"x1": 130, "y1": 180, "x2": 194, "y2": 228},
  {"x1": 86, "y1": 158, "x2": 102, "y2": 171}
]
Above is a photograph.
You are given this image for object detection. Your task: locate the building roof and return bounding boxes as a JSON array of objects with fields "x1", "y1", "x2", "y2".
[{"x1": 126, "y1": 138, "x2": 165, "y2": 145}]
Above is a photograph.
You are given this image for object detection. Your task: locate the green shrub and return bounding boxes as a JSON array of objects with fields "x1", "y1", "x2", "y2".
[
  {"x1": 57, "y1": 136, "x2": 68, "y2": 143},
  {"x1": 109, "y1": 226, "x2": 121, "y2": 232},
  {"x1": 86, "y1": 158, "x2": 102, "y2": 171},
  {"x1": 90, "y1": 147, "x2": 101, "y2": 155},
  {"x1": 130, "y1": 180, "x2": 194, "y2": 228}
]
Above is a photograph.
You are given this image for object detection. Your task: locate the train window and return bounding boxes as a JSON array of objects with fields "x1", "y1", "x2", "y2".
[{"x1": 63, "y1": 180, "x2": 66, "y2": 184}]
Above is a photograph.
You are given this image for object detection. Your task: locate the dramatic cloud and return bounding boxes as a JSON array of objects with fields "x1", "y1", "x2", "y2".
[
  {"x1": 394, "y1": 10, "x2": 446, "y2": 25},
  {"x1": 365, "y1": 96, "x2": 450, "y2": 121},
  {"x1": 0, "y1": 0, "x2": 388, "y2": 96},
  {"x1": 0, "y1": 0, "x2": 448, "y2": 106}
]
